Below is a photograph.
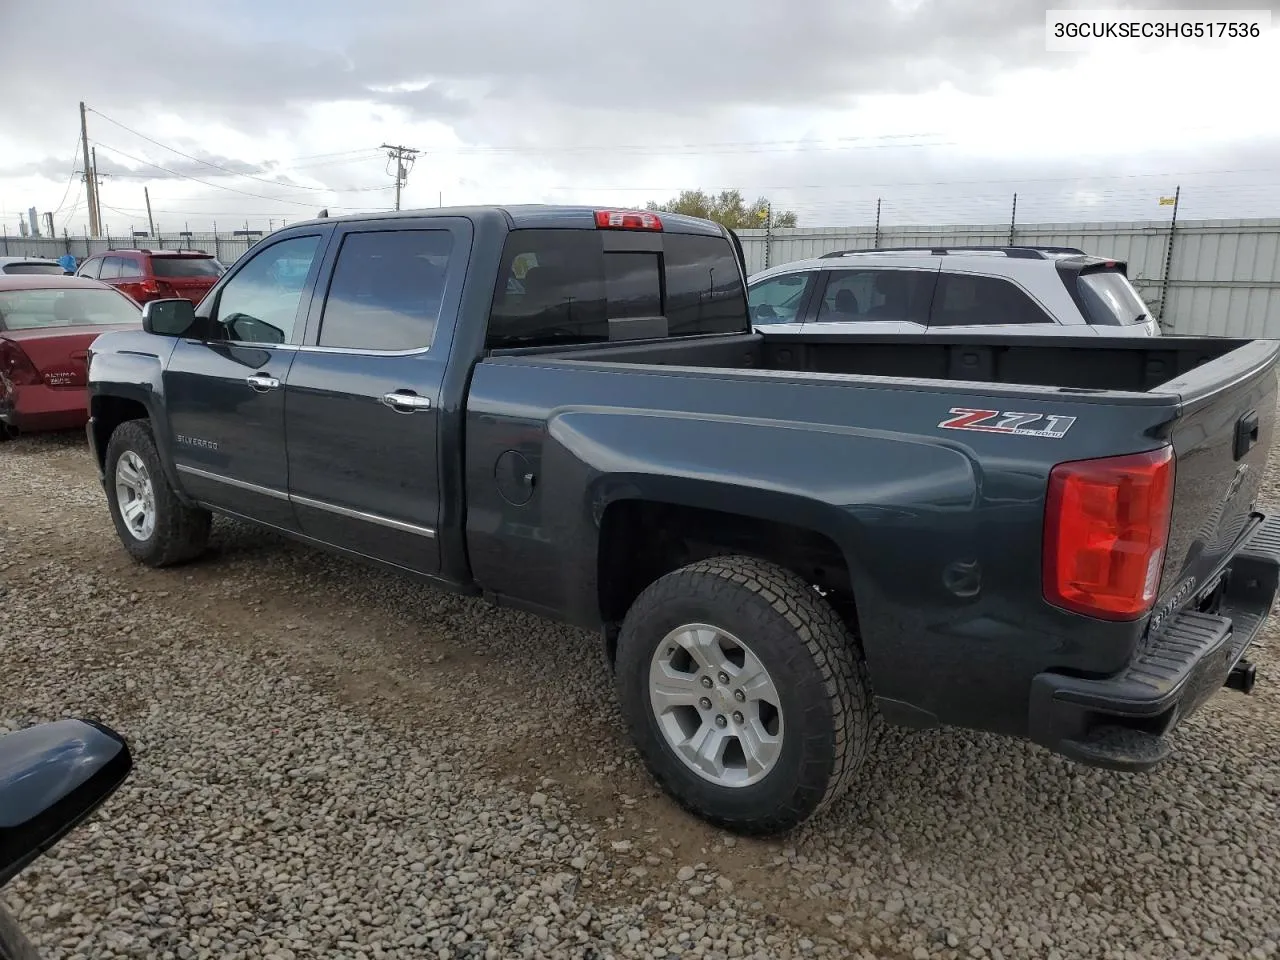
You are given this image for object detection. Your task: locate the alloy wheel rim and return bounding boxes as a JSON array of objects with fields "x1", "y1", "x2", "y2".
[
  {"x1": 648, "y1": 623, "x2": 784, "y2": 788},
  {"x1": 115, "y1": 451, "x2": 157, "y2": 541}
]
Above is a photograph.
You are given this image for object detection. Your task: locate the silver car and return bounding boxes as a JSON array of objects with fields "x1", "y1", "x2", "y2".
[
  {"x1": 749, "y1": 245, "x2": 1159, "y2": 337},
  {"x1": 0, "y1": 256, "x2": 67, "y2": 277}
]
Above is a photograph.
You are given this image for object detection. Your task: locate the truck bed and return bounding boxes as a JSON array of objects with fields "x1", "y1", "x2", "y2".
[
  {"x1": 518, "y1": 330, "x2": 1264, "y2": 398},
  {"x1": 472, "y1": 328, "x2": 1278, "y2": 749}
]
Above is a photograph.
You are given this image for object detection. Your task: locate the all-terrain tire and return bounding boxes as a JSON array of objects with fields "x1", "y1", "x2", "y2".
[
  {"x1": 616, "y1": 555, "x2": 872, "y2": 835},
  {"x1": 104, "y1": 419, "x2": 211, "y2": 567}
]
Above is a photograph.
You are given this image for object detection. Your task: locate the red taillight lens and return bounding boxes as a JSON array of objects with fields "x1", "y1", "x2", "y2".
[
  {"x1": 1043, "y1": 446, "x2": 1175, "y2": 621},
  {"x1": 0, "y1": 338, "x2": 44, "y2": 388},
  {"x1": 595, "y1": 209, "x2": 663, "y2": 231},
  {"x1": 139, "y1": 278, "x2": 160, "y2": 296}
]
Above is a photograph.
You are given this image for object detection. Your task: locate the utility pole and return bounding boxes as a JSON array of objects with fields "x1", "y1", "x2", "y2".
[
  {"x1": 144, "y1": 187, "x2": 155, "y2": 236},
  {"x1": 1008, "y1": 193, "x2": 1018, "y2": 246},
  {"x1": 84, "y1": 147, "x2": 110, "y2": 238},
  {"x1": 44, "y1": 212, "x2": 55, "y2": 238},
  {"x1": 1158, "y1": 185, "x2": 1181, "y2": 328},
  {"x1": 763, "y1": 202, "x2": 772, "y2": 270},
  {"x1": 381, "y1": 143, "x2": 420, "y2": 211},
  {"x1": 79, "y1": 101, "x2": 100, "y2": 237}
]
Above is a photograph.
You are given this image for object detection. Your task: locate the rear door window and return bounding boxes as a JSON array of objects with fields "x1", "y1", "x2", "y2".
[
  {"x1": 1077, "y1": 270, "x2": 1151, "y2": 326},
  {"x1": 817, "y1": 269, "x2": 936, "y2": 324},
  {"x1": 929, "y1": 273, "x2": 1054, "y2": 327},
  {"x1": 317, "y1": 229, "x2": 454, "y2": 352},
  {"x1": 118, "y1": 257, "x2": 143, "y2": 278},
  {"x1": 487, "y1": 229, "x2": 747, "y2": 348},
  {"x1": 99, "y1": 256, "x2": 124, "y2": 280}
]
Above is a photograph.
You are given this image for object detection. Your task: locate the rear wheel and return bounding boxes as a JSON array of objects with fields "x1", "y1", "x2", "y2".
[
  {"x1": 616, "y1": 555, "x2": 872, "y2": 834},
  {"x1": 104, "y1": 420, "x2": 211, "y2": 567}
]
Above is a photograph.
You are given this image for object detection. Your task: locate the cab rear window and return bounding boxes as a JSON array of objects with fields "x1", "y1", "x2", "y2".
[
  {"x1": 1078, "y1": 270, "x2": 1151, "y2": 326},
  {"x1": 488, "y1": 229, "x2": 747, "y2": 348}
]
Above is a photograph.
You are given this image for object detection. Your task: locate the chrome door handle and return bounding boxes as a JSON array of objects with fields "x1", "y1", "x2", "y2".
[
  {"x1": 381, "y1": 391, "x2": 432, "y2": 412},
  {"x1": 247, "y1": 374, "x2": 280, "y2": 391}
]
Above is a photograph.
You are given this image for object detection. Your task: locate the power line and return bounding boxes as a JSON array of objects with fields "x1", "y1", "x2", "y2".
[
  {"x1": 58, "y1": 188, "x2": 85, "y2": 233},
  {"x1": 91, "y1": 142, "x2": 345, "y2": 208},
  {"x1": 426, "y1": 132, "x2": 947, "y2": 157},
  {"x1": 532, "y1": 165, "x2": 1280, "y2": 195},
  {"x1": 87, "y1": 107, "x2": 358, "y2": 192},
  {"x1": 49, "y1": 134, "x2": 82, "y2": 219}
]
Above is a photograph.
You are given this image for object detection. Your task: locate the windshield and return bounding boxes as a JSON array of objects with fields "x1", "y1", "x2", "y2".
[
  {"x1": 2, "y1": 262, "x2": 65, "y2": 275},
  {"x1": 151, "y1": 256, "x2": 222, "y2": 277},
  {"x1": 1077, "y1": 270, "x2": 1151, "y2": 325},
  {"x1": 747, "y1": 273, "x2": 810, "y2": 322},
  {"x1": 0, "y1": 287, "x2": 141, "y2": 330}
]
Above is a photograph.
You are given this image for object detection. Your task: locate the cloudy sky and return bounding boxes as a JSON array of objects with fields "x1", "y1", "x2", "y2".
[{"x1": 2, "y1": 0, "x2": 1279, "y2": 236}]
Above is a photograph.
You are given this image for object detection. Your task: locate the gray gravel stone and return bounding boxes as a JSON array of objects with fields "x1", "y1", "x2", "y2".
[{"x1": 4, "y1": 405, "x2": 1280, "y2": 960}]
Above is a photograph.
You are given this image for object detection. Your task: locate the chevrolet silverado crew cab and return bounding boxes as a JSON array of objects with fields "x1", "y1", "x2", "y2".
[{"x1": 85, "y1": 205, "x2": 1280, "y2": 834}]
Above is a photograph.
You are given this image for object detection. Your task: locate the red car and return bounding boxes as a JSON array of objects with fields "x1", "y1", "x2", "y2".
[
  {"x1": 0, "y1": 275, "x2": 140, "y2": 440},
  {"x1": 75, "y1": 248, "x2": 224, "y2": 305}
]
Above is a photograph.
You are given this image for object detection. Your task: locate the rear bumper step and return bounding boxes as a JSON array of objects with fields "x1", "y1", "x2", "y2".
[{"x1": 1029, "y1": 512, "x2": 1280, "y2": 772}]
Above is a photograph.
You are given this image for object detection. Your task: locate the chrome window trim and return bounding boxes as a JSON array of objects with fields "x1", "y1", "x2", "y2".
[{"x1": 295, "y1": 344, "x2": 434, "y2": 358}]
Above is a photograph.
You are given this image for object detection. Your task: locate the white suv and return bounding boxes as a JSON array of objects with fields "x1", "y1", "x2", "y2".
[{"x1": 748, "y1": 246, "x2": 1159, "y2": 337}]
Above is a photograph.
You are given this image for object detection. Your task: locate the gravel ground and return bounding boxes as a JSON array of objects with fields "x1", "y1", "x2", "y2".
[{"x1": 3, "y1": 428, "x2": 1280, "y2": 960}]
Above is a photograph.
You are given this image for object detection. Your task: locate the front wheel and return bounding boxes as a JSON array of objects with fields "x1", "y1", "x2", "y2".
[
  {"x1": 615, "y1": 555, "x2": 872, "y2": 835},
  {"x1": 104, "y1": 420, "x2": 211, "y2": 567}
]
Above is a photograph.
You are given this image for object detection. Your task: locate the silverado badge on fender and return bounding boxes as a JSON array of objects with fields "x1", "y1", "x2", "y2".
[{"x1": 938, "y1": 407, "x2": 1077, "y2": 438}]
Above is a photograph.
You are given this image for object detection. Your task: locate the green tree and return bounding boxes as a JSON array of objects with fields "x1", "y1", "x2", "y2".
[{"x1": 645, "y1": 189, "x2": 798, "y2": 229}]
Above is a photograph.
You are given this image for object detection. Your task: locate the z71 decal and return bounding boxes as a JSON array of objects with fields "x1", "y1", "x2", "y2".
[{"x1": 938, "y1": 407, "x2": 1077, "y2": 439}]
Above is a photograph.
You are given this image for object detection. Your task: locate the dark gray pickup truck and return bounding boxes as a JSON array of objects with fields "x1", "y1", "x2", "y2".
[{"x1": 85, "y1": 205, "x2": 1280, "y2": 834}]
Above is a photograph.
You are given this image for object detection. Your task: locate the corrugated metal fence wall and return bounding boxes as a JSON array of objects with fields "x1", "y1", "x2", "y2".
[
  {"x1": 1, "y1": 232, "x2": 258, "y2": 271},
  {"x1": 5, "y1": 217, "x2": 1280, "y2": 337},
  {"x1": 738, "y1": 218, "x2": 1280, "y2": 337}
]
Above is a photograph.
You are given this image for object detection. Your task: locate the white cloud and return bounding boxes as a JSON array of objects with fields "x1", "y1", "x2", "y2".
[{"x1": 2, "y1": 0, "x2": 1279, "y2": 235}]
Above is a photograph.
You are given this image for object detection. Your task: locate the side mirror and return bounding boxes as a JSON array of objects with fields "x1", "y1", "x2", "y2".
[
  {"x1": 0, "y1": 719, "x2": 132, "y2": 889},
  {"x1": 141, "y1": 298, "x2": 196, "y2": 337}
]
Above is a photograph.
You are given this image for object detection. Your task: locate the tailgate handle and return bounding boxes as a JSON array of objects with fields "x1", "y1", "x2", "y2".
[{"x1": 1234, "y1": 410, "x2": 1260, "y2": 460}]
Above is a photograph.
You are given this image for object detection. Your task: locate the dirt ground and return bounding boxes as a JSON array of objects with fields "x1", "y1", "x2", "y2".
[{"x1": 3, "y1": 429, "x2": 1279, "y2": 960}]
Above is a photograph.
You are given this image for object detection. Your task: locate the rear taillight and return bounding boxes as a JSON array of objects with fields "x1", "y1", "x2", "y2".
[
  {"x1": 1043, "y1": 446, "x2": 1175, "y2": 621},
  {"x1": 595, "y1": 209, "x2": 663, "y2": 231},
  {"x1": 139, "y1": 278, "x2": 160, "y2": 296},
  {"x1": 0, "y1": 338, "x2": 43, "y2": 387}
]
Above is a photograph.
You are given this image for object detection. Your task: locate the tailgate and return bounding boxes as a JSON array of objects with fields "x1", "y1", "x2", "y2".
[
  {"x1": 149, "y1": 256, "x2": 221, "y2": 303},
  {"x1": 160, "y1": 276, "x2": 217, "y2": 303},
  {"x1": 1157, "y1": 341, "x2": 1279, "y2": 614}
]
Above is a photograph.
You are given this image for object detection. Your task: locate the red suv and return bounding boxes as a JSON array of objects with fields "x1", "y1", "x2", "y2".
[{"x1": 76, "y1": 249, "x2": 225, "y2": 305}]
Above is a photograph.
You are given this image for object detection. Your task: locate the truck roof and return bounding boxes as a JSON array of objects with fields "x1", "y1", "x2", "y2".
[{"x1": 288, "y1": 204, "x2": 727, "y2": 236}]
